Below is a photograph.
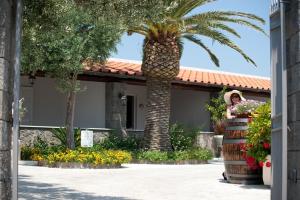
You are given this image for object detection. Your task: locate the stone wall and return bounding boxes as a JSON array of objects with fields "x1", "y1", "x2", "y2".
[
  {"x1": 286, "y1": 1, "x2": 300, "y2": 199},
  {"x1": 19, "y1": 127, "x2": 219, "y2": 157},
  {"x1": 0, "y1": 0, "x2": 15, "y2": 199},
  {"x1": 105, "y1": 82, "x2": 126, "y2": 135},
  {"x1": 19, "y1": 126, "x2": 112, "y2": 147}
]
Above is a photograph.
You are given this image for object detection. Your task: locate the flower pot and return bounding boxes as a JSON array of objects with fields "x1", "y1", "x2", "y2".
[
  {"x1": 263, "y1": 155, "x2": 272, "y2": 186},
  {"x1": 212, "y1": 135, "x2": 223, "y2": 158},
  {"x1": 236, "y1": 113, "x2": 252, "y2": 118},
  {"x1": 223, "y1": 118, "x2": 262, "y2": 184}
]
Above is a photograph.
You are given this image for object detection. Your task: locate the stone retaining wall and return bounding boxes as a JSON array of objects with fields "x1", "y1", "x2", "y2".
[
  {"x1": 19, "y1": 126, "x2": 112, "y2": 147},
  {"x1": 19, "y1": 127, "x2": 221, "y2": 157}
]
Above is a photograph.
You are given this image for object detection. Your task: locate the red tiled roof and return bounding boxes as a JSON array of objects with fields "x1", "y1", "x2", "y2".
[{"x1": 84, "y1": 59, "x2": 271, "y2": 92}]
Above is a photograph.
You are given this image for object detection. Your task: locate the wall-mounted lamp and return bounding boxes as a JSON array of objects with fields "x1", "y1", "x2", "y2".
[
  {"x1": 118, "y1": 93, "x2": 127, "y2": 106},
  {"x1": 28, "y1": 74, "x2": 36, "y2": 86}
]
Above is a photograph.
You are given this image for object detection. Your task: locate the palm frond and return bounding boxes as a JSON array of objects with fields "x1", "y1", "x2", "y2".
[
  {"x1": 185, "y1": 11, "x2": 265, "y2": 24},
  {"x1": 127, "y1": 25, "x2": 149, "y2": 36},
  {"x1": 184, "y1": 27, "x2": 256, "y2": 66},
  {"x1": 207, "y1": 23, "x2": 241, "y2": 38},
  {"x1": 185, "y1": 16, "x2": 266, "y2": 36},
  {"x1": 184, "y1": 11, "x2": 266, "y2": 34},
  {"x1": 183, "y1": 35, "x2": 219, "y2": 66},
  {"x1": 172, "y1": 0, "x2": 216, "y2": 18}
]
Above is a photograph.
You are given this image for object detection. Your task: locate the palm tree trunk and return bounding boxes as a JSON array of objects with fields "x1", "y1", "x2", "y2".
[
  {"x1": 65, "y1": 77, "x2": 77, "y2": 149},
  {"x1": 143, "y1": 77, "x2": 172, "y2": 151}
]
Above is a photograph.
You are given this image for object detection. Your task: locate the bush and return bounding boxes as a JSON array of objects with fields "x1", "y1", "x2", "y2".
[
  {"x1": 135, "y1": 151, "x2": 168, "y2": 162},
  {"x1": 205, "y1": 87, "x2": 227, "y2": 123},
  {"x1": 243, "y1": 101, "x2": 271, "y2": 169},
  {"x1": 51, "y1": 127, "x2": 81, "y2": 147},
  {"x1": 169, "y1": 123, "x2": 200, "y2": 151},
  {"x1": 20, "y1": 144, "x2": 132, "y2": 165},
  {"x1": 100, "y1": 133, "x2": 141, "y2": 151},
  {"x1": 133, "y1": 148, "x2": 213, "y2": 162},
  {"x1": 45, "y1": 149, "x2": 132, "y2": 165},
  {"x1": 20, "y1": 146, "x2": 40, "y2": 160}
]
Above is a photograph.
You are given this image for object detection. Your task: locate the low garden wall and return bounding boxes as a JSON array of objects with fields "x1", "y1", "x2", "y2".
[
  {"x1": 19, "y1": 126, "x2": 221, "y2": 157},
  {"x1": 19, "y1": 125, "x2": 112, "y2": 147}
]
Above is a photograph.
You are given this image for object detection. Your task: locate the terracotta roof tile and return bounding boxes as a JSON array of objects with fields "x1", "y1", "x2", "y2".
[{"x1": 84, "y1": 60, "x2": 270, "y2": 91}]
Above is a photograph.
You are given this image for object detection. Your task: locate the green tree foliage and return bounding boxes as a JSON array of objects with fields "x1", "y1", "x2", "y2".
[
  {"x1": 22, "y1": 0, "x2": 123, "y2": 149},
  {"x1": 21, "y1": 0, "x2": 167, "y2": 149},
  {"x1": 205, "y1": 87, "x2": 227, "y2": 123}
]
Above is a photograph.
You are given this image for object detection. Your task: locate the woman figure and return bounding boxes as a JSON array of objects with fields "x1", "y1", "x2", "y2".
[
  {"x1": 222, "y1": 90, "x2": 245, "y2": 181},
  {"x1": 224, "y1": 90, "x2": 246, "y2": 119}
]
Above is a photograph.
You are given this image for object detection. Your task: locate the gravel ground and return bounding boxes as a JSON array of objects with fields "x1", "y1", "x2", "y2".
[{"x1": 18, "y1": 162, "x2": 270, "y2": 200}]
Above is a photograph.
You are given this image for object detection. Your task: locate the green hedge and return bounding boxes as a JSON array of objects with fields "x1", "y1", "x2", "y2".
[{"x1": 133, "y1": 148, "x2": 213, "y2": 162}]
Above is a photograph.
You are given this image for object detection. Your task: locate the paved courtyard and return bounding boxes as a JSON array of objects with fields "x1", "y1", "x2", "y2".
[{"x1": 19, "y1": 162, "x2": 270, "y2": 200}]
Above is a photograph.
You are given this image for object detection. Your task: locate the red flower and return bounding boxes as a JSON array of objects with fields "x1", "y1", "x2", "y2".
[
  {"x1": 266, "y1": 162, "x2": 271, "y2": 168},
  {"x1": 246, "y1": 156, "x2": 255, "y2": 165},
  {"x1": 259, "y1": 161, "x2": 264, "y2": 167},
  {"x1": 263, "y1": 142, "x2": 271, "y2": 149}
]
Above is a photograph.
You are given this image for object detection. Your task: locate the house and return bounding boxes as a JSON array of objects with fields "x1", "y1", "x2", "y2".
[{"x1": 20, "y1": 58, "x2": 271, "y2": 133}]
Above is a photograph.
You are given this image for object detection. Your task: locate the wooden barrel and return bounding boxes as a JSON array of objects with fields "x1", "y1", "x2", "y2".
[{"x1": 223, "y1": 118, "x2": 262, "y2": 184}]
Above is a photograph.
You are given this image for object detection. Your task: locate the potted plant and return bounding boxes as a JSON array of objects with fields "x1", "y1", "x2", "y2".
[
  {"x1": 242, "y1": 101, "x2": 271, "y2": 185},
  {"x1": 230, "y1": 99, "x2": 264, "y2": 118},
  {"x1": 205, "y1": 88, "x2": 227, "y2": 157},
  {"x1": 205, "y1": 87, "x2": 227, "y2": 134}
]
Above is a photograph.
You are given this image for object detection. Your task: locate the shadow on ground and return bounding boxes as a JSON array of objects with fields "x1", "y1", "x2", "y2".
[
  {"x1": 217, "y1": 178, "x2": 270, "y2": 190},
  {"x1": 18, "y1": 175, "x2": 136, "y2": 200}
]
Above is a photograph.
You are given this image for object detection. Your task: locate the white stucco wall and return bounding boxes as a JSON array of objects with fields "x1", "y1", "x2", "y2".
[
  {"x1": 170, "y1": 89, "x2": 211, "y2": 131},
  {"x1": 20, "y1": 77, "x2": 106, "y2": 128},
  {"x1": 20, "y1": 76, "x2": 269, "y2": 131},
  {"x1": 125, "y1": 85, "x2": 211, "y2": 131}
]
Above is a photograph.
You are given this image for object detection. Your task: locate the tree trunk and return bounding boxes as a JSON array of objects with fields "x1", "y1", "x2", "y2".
[
  {"x1": 141, "y1": 37, "x2": 180, "y2": 151},
  {"x1": 143, "y1": 77, "x2": 172, "y2": 151},
  {"x1": 65, "y1": 77, "x2": 77, "y2": 149}
]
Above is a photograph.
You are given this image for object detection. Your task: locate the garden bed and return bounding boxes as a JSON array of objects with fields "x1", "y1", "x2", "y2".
[
  {"x1": 130, "y1": 159, "x2": 208, "y2": 165},
  {"x1": 37, "y1": 161, "x2": 122, "y2": 169}
]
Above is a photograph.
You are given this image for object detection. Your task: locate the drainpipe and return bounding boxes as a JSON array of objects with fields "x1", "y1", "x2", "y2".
[
  {"x1": 12, "y1": 0, "x2": 23, "y2": 200},
  {"x1": 280, "y1": 1, "x2": 288, "y2": 200}
]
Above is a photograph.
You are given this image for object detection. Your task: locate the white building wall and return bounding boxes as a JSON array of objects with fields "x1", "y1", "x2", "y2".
[
  {"x1": 170, "y1": 89, "x2": 211, "y2": 131},
  {"x1": 74, "y1": 81, "x2": 106, "y2": 128},
  {"x1": 20, "y1": 77, "x2": 106, "y2": 128},
  {"x1": 20, "y1": 76, "x2": 269, "y2": 131}
]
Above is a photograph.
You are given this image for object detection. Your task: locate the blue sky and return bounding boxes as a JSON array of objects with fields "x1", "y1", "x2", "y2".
[{"x1": 111, "y1": 0, "x2": 270, "y2": 78}]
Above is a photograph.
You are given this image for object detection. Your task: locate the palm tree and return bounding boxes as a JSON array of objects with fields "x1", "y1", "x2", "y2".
[{"x1": 128, "y1": 0, "x2": 266, "y2": 151}]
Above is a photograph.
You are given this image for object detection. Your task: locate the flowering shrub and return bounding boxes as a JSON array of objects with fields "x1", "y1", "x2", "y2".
[
  {"x1": 20, "y1": 146, "x2": 41, "y2": 160},
  {"x1": 230, "y1": 100, "x2": 264, "y2": 116},
  {"x1": 21, "y1": 146, "x2": 132, "y2": 166},
  {"x1": 45, "y1": 149, "x2": 132, "y2": 165},
  {"x1": 241, "y1": 102, "x2": 271, "y2": 169}
]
